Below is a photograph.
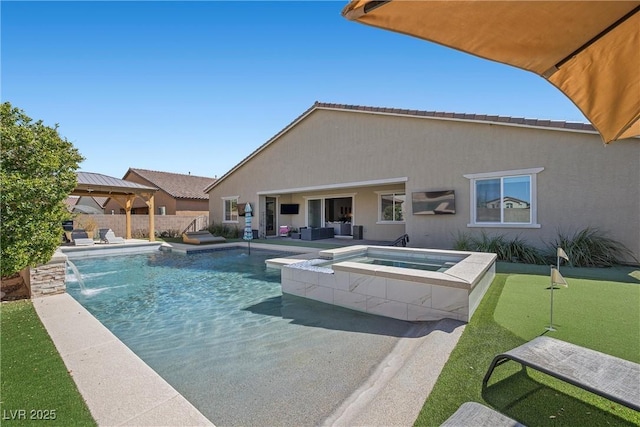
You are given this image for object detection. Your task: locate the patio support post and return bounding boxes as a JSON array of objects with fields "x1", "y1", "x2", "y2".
[
  {"x1": 109, "y1": 195, "x2": 136, "y2": 239},
  {"x1": 124, "y1": 195, "x2": 135, "y2": 239},
  {"x1": 143, "y1": 193, "x2": 156, "y2": 242}
]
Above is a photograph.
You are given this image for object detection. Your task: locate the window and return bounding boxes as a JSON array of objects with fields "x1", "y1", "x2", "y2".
[
  {"x1": 378, "y1": 191, "x2": 405, "y2": 222},
  {"x1": 222, "y1": 197, "x2": 238, "y2": 222},
  {"x1": 464, "y1": 168, "x2": 543, "y2": 228}
]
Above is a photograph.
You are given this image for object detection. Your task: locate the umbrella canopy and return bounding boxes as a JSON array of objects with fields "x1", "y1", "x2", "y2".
[
  {"x1": 342, "y1": 1, "x2": 640, "y2": 143},
  {"x1": 243, "y1": 203, "x2": 253, "y2": 241}
]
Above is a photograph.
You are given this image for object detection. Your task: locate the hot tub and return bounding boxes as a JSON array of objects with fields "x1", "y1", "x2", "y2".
[{"x1": 267, "y1": 245, "x2": 496, "y2": 322}]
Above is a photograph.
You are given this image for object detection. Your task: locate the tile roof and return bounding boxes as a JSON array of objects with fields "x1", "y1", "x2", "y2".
[
  {"x1": 128, "y1": 168, "x2": 215, "y2": 200},
  {"x1": 65, "y1": 196, "x2": 79, "y2": 211},
  {"x1": 313, "y1": 102, "x2": 596, "y2": 132}
]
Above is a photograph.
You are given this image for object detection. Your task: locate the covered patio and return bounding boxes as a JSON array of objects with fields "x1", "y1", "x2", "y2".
[{"x1": 72, "y1": 172, "x2": 158, "y2": 241}]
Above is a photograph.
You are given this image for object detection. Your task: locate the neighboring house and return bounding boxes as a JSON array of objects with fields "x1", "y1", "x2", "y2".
[
  {"x1": 64, "y1": 196, "x2": 79, "y2": 212},
  {"x1": 204, "y1": 102, "x2": 640, "y2": 263},
  {"x1": 104, "y1": 168, "x2": 215, "y2": 216},
  {"x1": 74, "y1": 196, "x2": 109, "y2": 214}
]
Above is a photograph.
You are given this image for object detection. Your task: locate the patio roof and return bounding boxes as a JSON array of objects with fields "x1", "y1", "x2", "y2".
[
  {"x1": 73, "y1": 172, "x2": 158, "y2": 197},
  {"x1": 72, "y1": 172, "x2": 159, "y2": 241}
]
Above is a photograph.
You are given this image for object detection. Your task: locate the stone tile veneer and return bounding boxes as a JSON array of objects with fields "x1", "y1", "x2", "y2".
[
  {"x1": 268, "y1": 245, "x2": 496, "y2": 322},
  {"x1": 30, "y1": 250, "x2": 68, "y2": 298}
]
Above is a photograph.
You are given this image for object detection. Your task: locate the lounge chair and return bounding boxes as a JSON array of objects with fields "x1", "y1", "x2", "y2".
[
  {"x1": 441, "y1": 402, "x2": 525, "y2": 426},
  {"x1": 182, "y1": 230, "x2": 226, "y2": 245},
  {"x1": 483, "y1": 336, "x2": 640, "y2": 411},
  {"x1": 71, "y1": 229, "x2": 94, "y2": 246},
  {"x1": 100, "y1": 229, "x2": 125, "y2": 244}
]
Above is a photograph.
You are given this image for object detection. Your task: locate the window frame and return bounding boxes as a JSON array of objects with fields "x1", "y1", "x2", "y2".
[
  {"x1": 222, "y1": 196, "x2": 239, "y2": 223},
  {"x1": 464, "y1": 167, "x2": 543, "y2": 228},
  {"x1": 375, "y1": 190, "x2": 406, "y2": 224}
]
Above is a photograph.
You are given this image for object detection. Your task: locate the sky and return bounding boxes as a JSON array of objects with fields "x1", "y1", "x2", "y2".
[{"x1": 2, "y1": 1, "x2": 589, "y2": 180}]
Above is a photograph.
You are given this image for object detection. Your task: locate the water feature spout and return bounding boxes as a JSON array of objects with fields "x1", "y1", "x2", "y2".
[{"x1": 66, "y1": 260, "x2": 88, "y2": 293}]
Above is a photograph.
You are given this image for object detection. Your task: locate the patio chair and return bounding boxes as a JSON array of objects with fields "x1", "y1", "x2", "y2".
[
  {"x1": 103, "y1": 229, "x2": 125, "y2": 244},
  {"x1": 71, "y1": 229, "x2": 94, "y2": 246}
]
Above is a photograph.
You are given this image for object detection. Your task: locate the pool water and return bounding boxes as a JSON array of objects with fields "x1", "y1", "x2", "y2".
[
  {"x1": 319, "y1": 255, "x2": 456, "y2": 272},
  {"x1": 67, "y1": 248, "x2": 415, "y2": 426},
  {"x1": 354, "y1": 256, "x2": 455, "y2": 272}
]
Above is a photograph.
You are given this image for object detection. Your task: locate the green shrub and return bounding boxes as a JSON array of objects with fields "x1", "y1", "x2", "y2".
[
  {"x1": 1, "y1": 103, "x2": 83, "y2": 277},
  {"x1": 453, "y1": 231, "x2": 546, "y2": 264},
  {"x1": 547, "y1": 227, "x2": 636, "y2": 267},
  {"x1": 208, "y1": 222, "x2": 240, "y2": 239}
]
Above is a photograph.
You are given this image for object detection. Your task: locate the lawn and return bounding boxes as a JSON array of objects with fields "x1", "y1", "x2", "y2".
[
  {"x1": 0, "y1": 300, "x2": 96, "y2": 426},
  {"x1": 415, "y1": 265, "x2": 640, "y2": 426}
]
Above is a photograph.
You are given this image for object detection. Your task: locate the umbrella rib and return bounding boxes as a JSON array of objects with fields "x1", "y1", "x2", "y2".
[
  {"x1": 547, "y1": 5, "x2": 640, "y2": 76},
  {"x1": 364, "y1": 0, "x2": 390, "y2": 14}
]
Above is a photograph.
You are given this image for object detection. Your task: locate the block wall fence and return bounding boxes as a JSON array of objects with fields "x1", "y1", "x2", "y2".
[{"x1": 73, "y1": 214, "x2": 209, "y2": 238}]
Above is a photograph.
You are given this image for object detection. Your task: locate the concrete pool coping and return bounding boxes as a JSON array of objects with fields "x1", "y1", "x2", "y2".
[{"x1": 40, "y1": 241, "x2": 466, "y2": 426}]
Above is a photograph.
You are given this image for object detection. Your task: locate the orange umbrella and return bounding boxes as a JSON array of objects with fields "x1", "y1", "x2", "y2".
[{"x1": 342, "y1": 1, "x2": 640, "y2": 143}]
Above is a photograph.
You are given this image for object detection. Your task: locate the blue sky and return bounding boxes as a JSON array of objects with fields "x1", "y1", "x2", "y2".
[{"x1": 2, "y1": 1, "x2": 588, "y2": 179}]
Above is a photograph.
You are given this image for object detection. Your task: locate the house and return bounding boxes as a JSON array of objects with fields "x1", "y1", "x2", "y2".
[
  {"x1": 204, "y1": 102, "x2": 640, "y2": 263},
  {"x1": 104, "y1": 168, "x2": 215, "y2": 216},
  {"x1": 73, "y1": 196, "x2": 109, "y2": 214}
]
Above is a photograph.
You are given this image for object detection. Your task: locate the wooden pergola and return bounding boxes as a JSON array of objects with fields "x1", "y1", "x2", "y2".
[{"x1": 72, "y1": 172, "x2": 158, "y2": 241}]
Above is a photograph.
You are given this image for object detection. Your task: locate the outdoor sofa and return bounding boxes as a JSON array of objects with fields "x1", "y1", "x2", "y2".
[{"x1": 300, "y1": 227, "x2": 335, "y2": 241}]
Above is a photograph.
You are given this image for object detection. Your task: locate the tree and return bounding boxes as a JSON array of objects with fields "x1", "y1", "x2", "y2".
[{"x1": 1, "y1": 102, "x2": 84, "y2": 277}]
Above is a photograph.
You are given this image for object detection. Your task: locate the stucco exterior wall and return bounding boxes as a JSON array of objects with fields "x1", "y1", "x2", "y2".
[{"x1": 208, "y1": 109, "x2": 639, "y2": 262}]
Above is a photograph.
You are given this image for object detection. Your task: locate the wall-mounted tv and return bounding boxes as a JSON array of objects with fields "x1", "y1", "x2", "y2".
[
  {"x1": 412, "y1": 190, "x2": 455, "y2": 215},
  {"x1": 280, "y1": 203, "x2": 299, "y2": 215}
]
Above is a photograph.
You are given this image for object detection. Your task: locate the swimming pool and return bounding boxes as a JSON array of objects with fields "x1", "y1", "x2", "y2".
[{"x1": 66, "y1": 248, "x2": 418, "y2": 426}]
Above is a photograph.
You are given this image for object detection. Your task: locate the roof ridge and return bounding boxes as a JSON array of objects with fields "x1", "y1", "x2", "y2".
[
  {"x1": 129, "y1": 167, "x2": 214, "y2": 180},
  {"x1": 313, "y1": 101, "x2": 594, "y2": 131}
]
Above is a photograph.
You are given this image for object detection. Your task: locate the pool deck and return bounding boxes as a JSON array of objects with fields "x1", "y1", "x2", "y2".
[{"x1": 37, "y1": 240, "x2": 466, "y2": 426}]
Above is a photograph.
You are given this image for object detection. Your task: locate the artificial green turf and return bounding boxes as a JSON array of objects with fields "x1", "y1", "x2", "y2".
[
  {"x1": 414, "y1": 273, "x2": 640, "y2": 427},
  {"x1": 0, "y1": 300, "x2": 96, "y2": 426},
  {"x1": 495, "y1": 275, "x2": 639, "y2": 362}
]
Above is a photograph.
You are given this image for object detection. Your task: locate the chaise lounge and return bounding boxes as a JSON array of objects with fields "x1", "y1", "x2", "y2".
[
  {"x1": 182, "y1": 230, "x2": 226, "y2": 245},
  {"x1": 99, "y1": 228, "x2": 125, "y2": 244},
  {"x1": 483, "y1": 336, "x2": 640, "y2": 411},
  {"x1": 441, "y1": 402, "x2": 525, "y2": 426},
  {"x1": 71, "y1": 229, "x2": 94, "y2": 246}
]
